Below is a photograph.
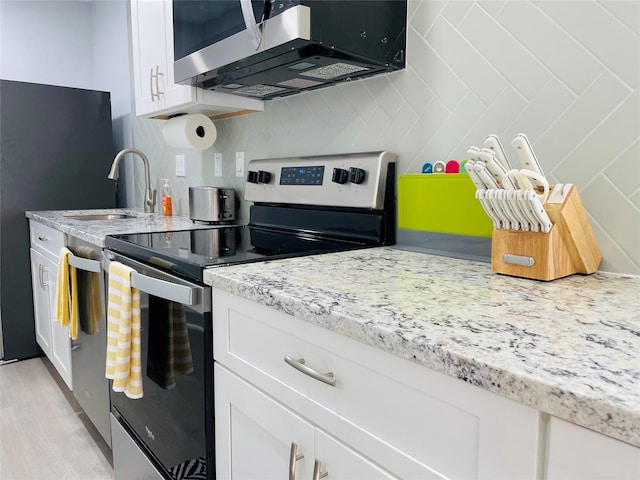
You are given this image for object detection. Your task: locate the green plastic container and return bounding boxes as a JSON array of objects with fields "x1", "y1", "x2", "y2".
[{"x1": 398, "y1": 173, "x2": 493, "y2": 238}]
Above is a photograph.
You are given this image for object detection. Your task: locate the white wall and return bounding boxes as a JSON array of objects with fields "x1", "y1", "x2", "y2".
[
  {"x1": 132, "y1": 0, "x2": 640, "y2": 276},
  {"x1": 0, "y1": 1, "x2": 94, "y2": 88}
]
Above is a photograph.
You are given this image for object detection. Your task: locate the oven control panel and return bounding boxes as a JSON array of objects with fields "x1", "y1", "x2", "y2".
[{"x1": 245, "y1": 151, "x2": 396, "y2": 209}]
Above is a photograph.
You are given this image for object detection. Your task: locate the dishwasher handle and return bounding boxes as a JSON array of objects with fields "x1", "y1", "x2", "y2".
[
  {"x1": 68, "y1": 255, "x2": 102, "y2": 273},
  {"x1": 131, "y1": 272, "x2": 196, "y2": 306}
]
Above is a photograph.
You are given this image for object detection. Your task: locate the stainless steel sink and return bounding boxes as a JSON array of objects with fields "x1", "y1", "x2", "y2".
[{"x1": 63, "y1": 213, "x2": 139, "y2": 221}]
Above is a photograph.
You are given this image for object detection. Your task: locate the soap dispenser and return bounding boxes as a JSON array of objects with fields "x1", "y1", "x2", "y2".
[{"x1": 161, "y1": 179, "x2": 173, "y2": 216}]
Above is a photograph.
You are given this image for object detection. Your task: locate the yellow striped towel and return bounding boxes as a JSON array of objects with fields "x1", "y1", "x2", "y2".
[
  {"x1": 105, "y1": 261, "x2": 142, "y2": 399},
  {"x1": 54, "y1": 247, "x2": 78, "y2": 340}
]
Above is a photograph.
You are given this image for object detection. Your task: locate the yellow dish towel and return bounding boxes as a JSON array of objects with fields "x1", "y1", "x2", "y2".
[
  {"x1": 74, "y1": 245, "x2": 103, "y2": 335},
  {"x1": 54, "y1": 248, "x2": 78, "y2": 340},
  {"x1": 105, "y1": 261, "x2": 142, "y2": 399}
]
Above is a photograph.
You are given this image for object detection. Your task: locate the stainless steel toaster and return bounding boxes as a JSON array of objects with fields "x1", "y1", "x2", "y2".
[{"x1": 188, "y1": 186, "x2": 236, "y2": 223}]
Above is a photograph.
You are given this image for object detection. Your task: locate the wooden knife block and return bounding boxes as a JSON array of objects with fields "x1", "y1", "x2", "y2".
[{"x1": 491, "y1": 185, "x2": 601, "y2": 281}]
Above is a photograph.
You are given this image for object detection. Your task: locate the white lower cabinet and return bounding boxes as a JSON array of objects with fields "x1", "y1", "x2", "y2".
[
  {"x1": 31, "y1": 248, "x2": 53, "y2": 356},
  {"x1": 212, "y1": 288, "x2": 542, "y2": 480},
  {"x1": 29, "y1": 221, "x2": 72, "y2": 389},
  {"x1": 215, "y1": 363, "x2": 398, "y2": 480},
  {"x1": 545, "y1": 417, "x2": 640, "y2": 479}
]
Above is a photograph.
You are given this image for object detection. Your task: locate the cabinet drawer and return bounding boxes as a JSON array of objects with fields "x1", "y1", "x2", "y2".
[
  {"x1": 213, "y1": 289, "x2": 541, "y2": 479},
  {"x1": 30, "y1": 220, "x2": 64, "y2": 259}
]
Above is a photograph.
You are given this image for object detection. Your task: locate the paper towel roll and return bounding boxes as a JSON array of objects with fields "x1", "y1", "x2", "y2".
[{"x1": 162, "y1": 113, "x2": 217, "y2": 150}]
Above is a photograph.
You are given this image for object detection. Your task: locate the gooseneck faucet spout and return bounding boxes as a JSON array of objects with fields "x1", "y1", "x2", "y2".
[{"x1": 109, "y1": 148, "x2": 157, "y2": 213}]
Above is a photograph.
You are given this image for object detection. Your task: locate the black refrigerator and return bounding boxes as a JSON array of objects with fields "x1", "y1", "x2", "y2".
[{"x1": 0, "y1": 80, "x2": 116, "y2": 361}]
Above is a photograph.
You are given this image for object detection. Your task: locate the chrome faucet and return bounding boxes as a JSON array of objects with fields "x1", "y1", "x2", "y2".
[{"x1": 108, "y1": 148, "x2": 157, "y2": 213}]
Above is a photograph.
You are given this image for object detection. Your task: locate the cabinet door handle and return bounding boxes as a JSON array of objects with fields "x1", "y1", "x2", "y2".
[
  {"x1": 284, "y1": 356, "x2": 336, "y2": 387},
  {"x1": 42, "y1": 266, "x2": 50, "y2": 286},
  {"x1": 155, "y1": 65, "x2": 164, "y2": 96},
  {"x1": 288, "y1": 442, "x2": 304, "y2": 480},
  {"x1": 38, "y1": 235, "x2": 48, "y2": 242},
  {"x1": 313, "y1": 460, "x2": 328, "y2": 480},
  {"x1": 149, "y1": 67, "x2": 155, "y2": 101},
  {"x1": 150, "y1": 65, "x2": 164, "y2": 102},
  {"x1": 38, "y1": 264, "x2": 44, "y2": 289}
]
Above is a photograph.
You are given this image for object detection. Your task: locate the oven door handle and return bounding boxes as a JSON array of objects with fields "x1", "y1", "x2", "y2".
[{"x1": 131, "y1": 272, "x2": 196, "y2": 306}]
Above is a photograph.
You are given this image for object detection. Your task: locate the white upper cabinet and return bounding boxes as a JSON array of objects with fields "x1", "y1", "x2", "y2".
[{"x1": 130, "y1": 0, "x2": 263, "y2": 119}]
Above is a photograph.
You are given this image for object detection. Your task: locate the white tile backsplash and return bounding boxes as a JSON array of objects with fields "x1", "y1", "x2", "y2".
[
  {"x1": 498, "y1": 1, "x2": 602, "y2": 95},
  {"x1": 540, "y1": 0, "x2": 639, "y2": 87},
  {"x1": 461, "y1": 5, "x2": 551, "y2": 101},
  {"x1": 132, "y1": 0, "x2": 640, "y2": 275}
]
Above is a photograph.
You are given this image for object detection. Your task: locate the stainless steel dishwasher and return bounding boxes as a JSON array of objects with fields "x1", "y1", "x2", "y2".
[{"x1": 67, "y1": 236, "x2": 111, "y2": 447}]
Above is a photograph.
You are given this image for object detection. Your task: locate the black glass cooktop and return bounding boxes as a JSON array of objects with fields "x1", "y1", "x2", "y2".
[{"x1": 105, "y1": 225, "x2": 367, "y2": 282}]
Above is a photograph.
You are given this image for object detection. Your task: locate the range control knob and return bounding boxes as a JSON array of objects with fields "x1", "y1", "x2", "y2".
[
  {"x1": 257, "y1": 170, "x2": 272, "y2": 184},
  {"x1": 332, "y1": 168, "x2": 349, "y2": 184},
  {"x1": 348, "y1": 167, "x2": 365, "y2": 184},
  {"x1": 247, "y1": 171, "x2": 259, "y2": 183}
]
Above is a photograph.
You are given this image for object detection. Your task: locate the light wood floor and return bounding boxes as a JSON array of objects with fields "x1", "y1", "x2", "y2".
[{"x1": 0, "y1": 356, "x2": 113, "y2": 480}]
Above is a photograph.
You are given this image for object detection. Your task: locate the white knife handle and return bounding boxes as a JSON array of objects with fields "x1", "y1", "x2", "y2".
[
  {"x1": 517, "y1": 190, "x2": 541, "y2": 233},
  {"x1": 465, "y1": 161, "x2": 486, "y2": 190},
  {"x1": 487, "y1": 189, "x2": 512, "y2": 230},
  {"x1": 476, "y1": 189, "x2": 502, "y2": 229},
  {"x1": 525, "y1": 190, "x2": 553, "y2": 233},
  {"x1": 466, "y1": 146, "x2": 482, "y2": 162},
  {"x1": 479, "y1": 148, "x2": 518, "y2": 189},
  {"x1": 505, "y1": 190, "x2": 530, "y2": 232},
  {"x1": 475, "y1": 162, "x2": 500, "y2": 189},
  {"x1": 497, "y1": 189, "x2": 522, "y2": 231},
  {"x1": 512, "y1": 134, "x2": 545, "y2": 185},
  {"x1": 483, "y1": 134, "x2": 512, "y2": 171}
]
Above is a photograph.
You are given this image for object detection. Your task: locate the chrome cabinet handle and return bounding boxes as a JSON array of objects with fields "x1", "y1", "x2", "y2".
[
  {"x1": 155, "y1": 65, "x2": 164, "y2": 96},
  {"x1": 313, "y1": 460, "x2": 328, "y2": 480},
  {"x1": 149, "y1": 67, "x2": 155, "y2": 101},
  {"x1": 38, "y1": 235, "x2": 48, "y2": 242},
  {"x1": 288, "y1": 442, "x2": 304, "y2": 480},
  {"x1": 42, "y1": 266, "x2": 51, "y2": 286},
  {"x1": 284, "y1": 356, "x2": 336, "y2": 387},
  {"x1": 150, "y1": 65, "x2": 164, "y2": 101},
  {"x1": 38, "y1": 264, "x2": 44, "y2": 289}
]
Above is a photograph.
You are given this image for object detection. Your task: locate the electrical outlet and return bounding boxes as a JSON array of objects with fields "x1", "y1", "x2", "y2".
[
  {"x1": 214, "y1": 153, "x2": 222, "y2": 177},
  {"x1": 175, "y1": 155, "x2": 186, "y2": 177},
  {"x1": 235, "y1": 152, "x2": 244, "y2": 177}
]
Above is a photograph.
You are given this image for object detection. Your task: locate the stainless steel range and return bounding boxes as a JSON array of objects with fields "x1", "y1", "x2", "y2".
[{"x1": 104, "y1": 151, "x2": 396, "y2": 480}]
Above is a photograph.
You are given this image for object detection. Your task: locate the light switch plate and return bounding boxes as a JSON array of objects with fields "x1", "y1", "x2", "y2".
[
  {"x1": 214, "y1": 153, "x2": 222, "y2": 177},
  {"x1": 175, "y1": 155, "x2": 186, "y2": 177},
  {"x1": 235, "y1": 152, "x2": 244, "y2": 177}
]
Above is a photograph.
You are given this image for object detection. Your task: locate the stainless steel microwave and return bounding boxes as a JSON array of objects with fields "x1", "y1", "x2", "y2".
[{"x1": 173, "y1": 0, "x2": 407, "y2": 100}]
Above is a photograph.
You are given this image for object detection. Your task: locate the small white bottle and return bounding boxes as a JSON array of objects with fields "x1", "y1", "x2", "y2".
[{"x1": 161, "y1": 179, "x2": 173, "y2": 216}]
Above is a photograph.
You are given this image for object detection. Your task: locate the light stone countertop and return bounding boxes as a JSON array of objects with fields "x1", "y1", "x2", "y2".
[
  {"x1": 26, "y1": 209, "x2": 215, "y2": 246},
  {"x1": 203, "y1": 246, "x2": 640, "y2": 447}
]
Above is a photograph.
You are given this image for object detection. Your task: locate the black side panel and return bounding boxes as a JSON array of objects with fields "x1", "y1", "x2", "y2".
[
  {"x1": 0, "y1": 80, "x2": 116, "y2": 360},
  {"x1": 306, "y1": 0, "x2": 407, "y2": 66}
]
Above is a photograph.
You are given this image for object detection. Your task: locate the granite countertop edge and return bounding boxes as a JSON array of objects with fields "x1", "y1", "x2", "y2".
[
  {"x1": 204, "y1": 247, "x2": 640, "y2": 448},
  {"x1": 26, "y1": 209, "x2": 214, "y2": 246}
]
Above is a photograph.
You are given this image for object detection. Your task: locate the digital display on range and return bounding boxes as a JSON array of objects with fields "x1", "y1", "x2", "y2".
[{"x1": 280, "y1": 166, "x2": 325, "y2": 185}]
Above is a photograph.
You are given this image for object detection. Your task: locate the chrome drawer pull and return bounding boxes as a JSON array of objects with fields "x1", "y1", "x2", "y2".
[
  {"x1": 313, "y1": 460, "x2": 328, "y2": 480},
  {"x1": 284, "y1": 355, "x2": 336, "y2": 387},
  {"x1": 38, "y1": 235, "x2": 48, "y2": 241},
  {"x1": 288, "y1": 442, "x2": 304, "y2": 480}
]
